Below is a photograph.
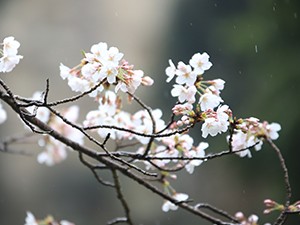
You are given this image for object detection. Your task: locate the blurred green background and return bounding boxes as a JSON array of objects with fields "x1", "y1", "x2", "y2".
[{"x1": 0, "y1": 0, "x2": 299, "y2": 224}]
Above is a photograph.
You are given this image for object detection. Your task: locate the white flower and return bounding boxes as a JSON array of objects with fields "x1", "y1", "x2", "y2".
[
  {"x1": 165, "y1": 59, "x2": 176, "y2": 82},
  {"x1": 248, "y1": 214, "x2": 259, "y2": 223},
  {"x1": 185, "y1": 142, "x2": 208, "y2": 174},
  {"x1": 171, "y1": 84, "x2": 197, "y2": 103},
  {"x1": 81, "y1": 61, "x2": 100, "y2": 80},
  {"x1": 199, "y1": 91, "x2": 223, "y2": 111},
  {"x1": 230, "y1": 130, "x2": 263, "y2": 158},
  {"x1": 201, "y1": 105, "x2": 229, "y2": 138},
  {"x1": 0, "y1": 102, "x2": 7, "y2": 124},
  {"x1": 266, "y1": 122, "x2": 281, "y2": 140},
  {"x1": 208, "y1": 78, "x2": 225, "y2": 91},
  {"x1": 67, "y1": 76, "x2": 90, "y2": 93},
  {"x1": 189, "y1": 52, "x2": 212, "y2": 74},
  {"x1": 175, "y1": 61, "x2": 197, "y2": 86},
  {"x1": 90, "y1": 42, "x2": 108, "y2": 61},
  {"x1": 0, "y1": 36, "x2": 23, "y2": 73},
  {"x1": 116, "y1": 69, "x2": 143, "y2": 93},
  {"x1": 141, "y1": 76, "x2": 154, "y2": 86},
  {"x1": 24, "y1": 212, "x2": 38, "y2": 225},
  {"x1": 59, "y1": 63, "x2": 71, "y2": 80},
  {"x1": 100, "y1": 64, "x2": 118, "y2": 84},
  {"x1": 162, "y1": 193, "x2": 189, "y2": 212},
  {"x1": 0, "y1": 54, "x2": 23, "y2": 73},
  {"x1": 2, "y1": 36, "x2": 21, "y2": 55},
  {"x1": 103, "y1": 46, "x2": 124, "y2": 66},
  {"x1": 37, "y1": 140, "x2": 67, "y2": 166}
]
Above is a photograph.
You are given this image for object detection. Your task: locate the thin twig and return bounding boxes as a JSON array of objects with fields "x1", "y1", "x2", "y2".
[
  {"x1": 111, "y1": 169, "x2": 134, "y2": 225},
  {"x1": 267, "y1": 138, "x2": 291, "y2": 225},
  {"x1": 78, "y1": 152, "x2": 115, "y2": 187}
]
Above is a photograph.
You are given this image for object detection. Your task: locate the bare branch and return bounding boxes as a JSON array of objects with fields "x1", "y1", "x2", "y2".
[
  {"x1": 267, "y1": 138, "x2": 292, "y2": 225},
  {"x1": 111, "y1": 169, "x2": 134, "y2": 225}
]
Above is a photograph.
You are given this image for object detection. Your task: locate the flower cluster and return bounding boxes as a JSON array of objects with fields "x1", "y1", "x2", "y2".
[
  {"x1": 137, "y1": 135, "x2": 208, "y2": 174},
  {"x1": 231, "y1": 117, "x2": 281, "y2": 158},
  {"x1": 83, "y1": 90, "x2": 165, "y2": 143},
  {"x1": 26, "y1": 91, "x2": 84, "y2": 166},
  {"x1": 0, "y1": 37, "x2": 286, "y2": 222},
  {"x1": 25, "y1": 211, "x2": 74, "y2": 225},
  {"x1": 60, "y1": 42, "x2": 153, "y2": 99},
  {"x1": 0, "y1": 36, "x2": 23, "y2": 73},
  {"x1": 234, "y1": 212, "x2": 270, "y2": 225},
  {"x1": 166, "y1": 52, "x2": 230, "y2": 138}
]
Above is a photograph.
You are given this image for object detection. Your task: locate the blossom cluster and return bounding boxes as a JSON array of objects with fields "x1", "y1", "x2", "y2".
[
  {"x1": 165, "y1": 52, "x2": 231, "y2": 138},
  {"x1": 60, "y1": 42, "x2": 153, "y2": 99},
  {"x1": 0, "y1": 36, "x2": 23, "y2": 73},
  {"x1": 231, "y1": 117, "x2": 281, "y2": 158},
  {"x1": 82, "y1": 89, "x2": 209, "y2": 175},
  {"x1": 0, "y1": 37, "x2": 285, "y2": 220},
  {"x1": 26, "y1": 91, "x2": 84, "y2": 166},
  {"x1": 234, "y1": 212, "x2": 270, "y2": 225},
  {"x1": 25, "y1": 211, "x2": 74, "y2": 225}
]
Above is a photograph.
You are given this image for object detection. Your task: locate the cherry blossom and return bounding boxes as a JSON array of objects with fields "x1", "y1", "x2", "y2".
[
  {"x1": 162, "y1": 193, "x2": 189, "y2": 212},
  {"x1": 175, "y1": 61, "x2": 197, "y2": 86},
  {"x1": 207, "y1": 78, "x2": 225, "y2": 93},
  {"x1": 199, "y1": 90, "x2": 223, "y2": 111},
  {"x1": 231, "y1": 118, "x2": 281, "y2": 158},
  {"x1": 2, "y1": 36, "x2": 21, "y2": 55},
  {"x1": 189, "y1": 52, "x2": 212, "y2": 74},
  {"x1": 265, "y1": 122, "x2": 281, "y2": 140},
  {"x1": 201, "y1": 105, "x2": 230, "y2": 138},
  {"x1": 171, "y1": 84, "x2": 197, "y2": 103},
  {"x1": 165, "y1": 59, "x2": 176, "y2": 82},
  {"x1": 25, "y1": 212, "x2": 38, "y2": 225},
  {"x1": 90, "y1": 42, "x2": 108, "y2": 61},
  {"x1": 185, "y1": 142, "x2": 208, "y2": 174},
  {"x1": 60, "y1": 42, "x2": 152, "y2": 98},
  {"x1": 230, "y1": 130, "x2": 262, "y2": 158},
  {"x1": 0, "y1": 54, "x2": 23, "y2": 73},
  {"x1": 0, "y1": 36, "x2": 23, "y2": 73}
]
